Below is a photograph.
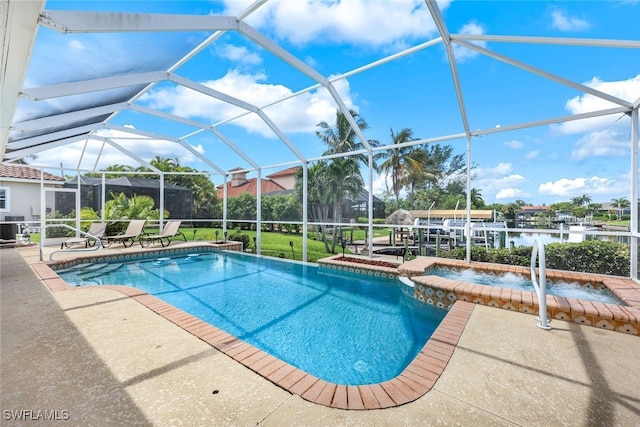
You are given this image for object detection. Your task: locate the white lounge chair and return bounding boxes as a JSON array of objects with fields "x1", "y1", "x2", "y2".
[
  {"x1": 140, "y1": 220, "x2": 187, "y2": 247},
  {"x1": 61, "y1": 223, "x2": 107, "y2": 249},
  {"x1": 103, "y1": 220, "x2": 146, "y2": 248}
]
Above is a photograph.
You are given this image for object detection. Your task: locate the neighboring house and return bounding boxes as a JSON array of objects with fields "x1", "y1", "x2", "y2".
[
  {"x1": 518, "y1": 205, "x2": 548, "y2": 220},
  {"x1": 0, "y1": 164, "x2": 64, "y2": 223},
  {"x1": 598, "y1": 202, "x2": 631, "y2": 217},
  {"x1": 264, "y1": 166, "x2": 298, "y2": 191},
  {"x1": 555, "y1": 211, "x2": 574, "y2": 221},
  {"x1": 217, "y1": 167, "x2": 385, "y2": 219},
  {"x1": 216, "y1": 167, "x2": 290, "y2": 198}
]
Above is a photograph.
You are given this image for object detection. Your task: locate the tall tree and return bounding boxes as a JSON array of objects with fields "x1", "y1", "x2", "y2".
[
  {"x1": 404, "y1": 148, "x2": 436, "y2": 209},
  {"x1": 611, "y1": 197, "x2": 630, "y2": 220},
  {"x1": 470, "y1": 188, "x2": 485, "y2": 209},
  {"x1": 316, "y1": 109, "x2": 373, "y2": 164},
  {"x1": 376, "y1": 128, "x2": 424, "y2": 210},
  {"x1": 398, "y1": 144, "x2": 466, "y2": 210},
  {"x1": 295, "y1": 162, "x2": 335, "y2": 252},
  {"x1": 571, "y1": 193, "x2": 592, "y2": 206},
  {"x1": 314, "y1": 110, "x2": 371, "y2": 253}
]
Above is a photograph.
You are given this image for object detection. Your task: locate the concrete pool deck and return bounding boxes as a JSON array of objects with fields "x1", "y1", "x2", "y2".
[{"x1": 2, "y1": 243, "x2": 640, "y2": 426}]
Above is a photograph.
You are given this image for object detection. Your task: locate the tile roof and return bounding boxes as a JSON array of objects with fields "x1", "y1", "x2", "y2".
[
  {"x1": 217, "y1": 178, "x2": 286, "y2": 198},
  {"x1": 266, "y1": 166, "x2": 300, "y2": 178},
  {"x1": 0, "y1": 165, "x2": 65, "y2": 182}
]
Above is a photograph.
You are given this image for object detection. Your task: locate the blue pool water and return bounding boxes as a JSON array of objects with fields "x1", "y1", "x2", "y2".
[
  {"x1": 426, "y1": 267, "x2": 624, "y2": 305},
  {"x1": 57, "y1": 252, "x2": 447, "y2": 385}
]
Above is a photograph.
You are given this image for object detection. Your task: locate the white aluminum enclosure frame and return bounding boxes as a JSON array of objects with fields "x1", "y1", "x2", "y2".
[{"x1": 1, "y1": 0, "x2": 638, "y2": 275}]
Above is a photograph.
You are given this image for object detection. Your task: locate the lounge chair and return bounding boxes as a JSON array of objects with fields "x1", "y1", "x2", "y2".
[
  {"x1": 103, "y1": 219, "x2": 146, "y2": 248},
  {"x1": 140, "y1": 220, "x2": 187, "y2": 247},
  {"x1": 61, "y1": 223, "x2": 107, "y2": 249}
]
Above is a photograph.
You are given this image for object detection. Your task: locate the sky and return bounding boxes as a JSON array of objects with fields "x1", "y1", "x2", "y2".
[{"x1": 14, "y1": 0, "x2": 640, "y2": 206}]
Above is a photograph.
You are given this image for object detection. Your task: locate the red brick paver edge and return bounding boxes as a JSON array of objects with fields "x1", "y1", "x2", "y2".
[{"x1": 32, "y1": 262, "x2": 475, "y2": 410}]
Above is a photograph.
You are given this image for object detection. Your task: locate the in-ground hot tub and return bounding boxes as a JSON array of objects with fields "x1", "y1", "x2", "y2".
[{"x1": 399, "y1": 258, "x2": 640, "y2": 336}]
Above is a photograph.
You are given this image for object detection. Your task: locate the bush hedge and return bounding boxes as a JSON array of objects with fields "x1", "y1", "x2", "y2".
[
  {"x1": 440, "y1": 240, "x2": 630, "y2": 277},
  {"x1": 228, "y1": 230, "x2": 251, "y2": 250}
]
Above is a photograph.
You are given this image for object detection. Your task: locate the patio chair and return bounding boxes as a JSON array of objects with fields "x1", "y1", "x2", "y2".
[
  {"x1": 140, "y1": 220, "x2": 187, "y2": 248},
  {"x1": 103, "y1": 220, "x2": 146, "y2": 248},
  {"x1": 61, "y1": 222, "x2": 107, "y2": 249}
]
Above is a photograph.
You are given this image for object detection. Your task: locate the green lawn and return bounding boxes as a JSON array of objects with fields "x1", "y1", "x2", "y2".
[
  {"x1": 31, "y1": 226, "x2": 390, "y2": 263},
  {"x1": 186, "y1": 227, "x2": 388, "y2": 262}
]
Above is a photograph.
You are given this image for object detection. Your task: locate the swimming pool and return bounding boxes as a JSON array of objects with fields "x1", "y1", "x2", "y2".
[
  {"x1": 57, "y1": 251, "x2": 447, "y2": 385},
  {"x1": 426, "y1": 266, "x2": 623, "y2": 305}
]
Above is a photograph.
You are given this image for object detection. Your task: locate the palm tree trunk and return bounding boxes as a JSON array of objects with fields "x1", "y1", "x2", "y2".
[
  {"x1": 313, "y1": 203, "x2": 331, "y2": 253},
  {"x1": 330, "y1": 188, "x2": 343, "y2": 254}
]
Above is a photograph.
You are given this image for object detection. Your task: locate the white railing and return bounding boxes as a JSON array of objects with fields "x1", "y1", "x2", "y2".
[
  {"x1": 530, "y1": 239, "x2": 551, "y2": 330},
  {"x1": 41, "y1": 223, "x2": 103, "y2": 261}
]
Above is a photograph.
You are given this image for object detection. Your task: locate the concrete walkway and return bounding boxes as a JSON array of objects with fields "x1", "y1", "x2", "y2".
[{"x1": 2, "y1": 245, "x2": 640, "y2": 426}]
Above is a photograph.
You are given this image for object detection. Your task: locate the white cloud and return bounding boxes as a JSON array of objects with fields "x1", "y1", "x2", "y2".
[
  {"x1": 503, "y1": 140, "x2": 524, "y2": 150},
  {"x1": 68, "y1": 39, "x2": 85, "y2": 51},
  {"x1": 303, "y1": 55, "x2": 317, "y2": 68},
  {"x1": 570, "y1": 129, "x2": 629, "y2": 160},
  {"x1": 554, "y1": 75, "x2": 639, "y2": 159},
  {"x1": 216, "y1": 44, "x2": 262, "y2": 65},
  {"x1": 192, "y1": 144, "x2": 206, "y2": 155},
  {"x1": 452, "y1": 22, "x2": 486, "y2": 62},
  {"x1": 35, "y1": 127, "x2": 208, "y2": 171},
  {"x1": 538, "y1": 176, "x2": 626, "y2": 197},
  {"x1": 496, "y1": 188, "x2": 530, "y2": 200},
  {"x1": 486, "y1": 162, "x2": 514, "y2": 175},
  {"x1": 524, "y1": 150, "x2": 539, "y2": 160},
  {"x1": 140, "y1": 69, "x2": 354, "y2": 137},
  {"x1": 551, "y1": 10, "x2": 591, "y2": 32},
  {"x1": 558, "y1": 75, "x2": 640, "y2": 134},
  {"x1": 233, "y1": 0, "x2": 448, "y2": 48},
  {"x1": 371, "y1": 172, "x2": 389, "y2": 196},
  {"x1": 474, "y1": 162, "x2": 528, "y2": 201}
]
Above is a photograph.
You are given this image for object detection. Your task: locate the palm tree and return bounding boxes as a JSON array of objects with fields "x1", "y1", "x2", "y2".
[
  {"x1": 148, "y1": 156, "x2": 180, "y2": 172},
  {"x1": 404, "y1": 148, "x2": 436, "y2": 209},
  {"x1": 611, "y1": 197, "x2": 629, "y2": 220},
  {"x1": 470, "y1": 188, "x2": 485, "y2": 209},
  {"x1": 90, "y1": 164, "x2": 135, "y2": 179},
  {"x1": 296, "y1": 162, "x2": 340, "y2": 251},
  {"x1": 327, "y1": 158, "x2": 364, "y2": 253},
  {"x1": 314, "y1": 110, "x2": 374, "y2": 252},
  {"x1": 376, "y1": 128, "x2": 423, "y2": 210},
  {"x1": 571, "y1": 193, "x2": 592, "y2": 206},
  {"x1": 316, "y1": 109, "x2": 371, "y2": 161}
]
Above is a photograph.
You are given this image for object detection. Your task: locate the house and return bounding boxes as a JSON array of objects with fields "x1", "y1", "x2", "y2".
[
  {"x1": 217, "y1": 167, "x2": 384, "y2": 219},
  {"x1": 598, "y1": 202, "x2": 631, "y2": 218},
  {"x1": 0, "y1": 164, "x2": 64, "y2": 224},
  {"x1": 519, "y1": 205, "x2": 548, "y2": 219},
  {"x1": 216, "y1": 167, "x2": 292, "y2": 198}
]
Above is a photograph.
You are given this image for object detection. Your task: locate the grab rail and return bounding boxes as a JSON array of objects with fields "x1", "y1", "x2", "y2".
[
  {"x1": 41, "y1": 223, "x2": 103, "y2": 261},
  {"x1": 530, "y1": 240, "x2": 551, "y2": 330}
]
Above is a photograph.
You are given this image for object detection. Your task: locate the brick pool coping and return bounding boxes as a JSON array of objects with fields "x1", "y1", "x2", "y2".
[
  {"x1": 398, "y1": 257, "x2": 640, "y2": 336},
  {"x1": 30, "y1": 249, "x2": 475, "y2": 410}
]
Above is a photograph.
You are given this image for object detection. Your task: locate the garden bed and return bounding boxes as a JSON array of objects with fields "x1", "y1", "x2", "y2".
[{"x1": 332, "y1": 256, "x2": 401, "y2": 269}]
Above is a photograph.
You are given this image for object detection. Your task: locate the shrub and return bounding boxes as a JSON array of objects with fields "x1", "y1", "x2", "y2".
[
  {"x1": 228, "y1": 231, "x2": 250, "y2": 250},
  {"x1": 545, "y1": 240, "x2": 629, "y2": 276},
  {"x1": 356, "y1": 217, "x2": 386, "y2": 225},
  {"x1": 440, "y1": 240, "x2": 630, "y2": 276}
]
